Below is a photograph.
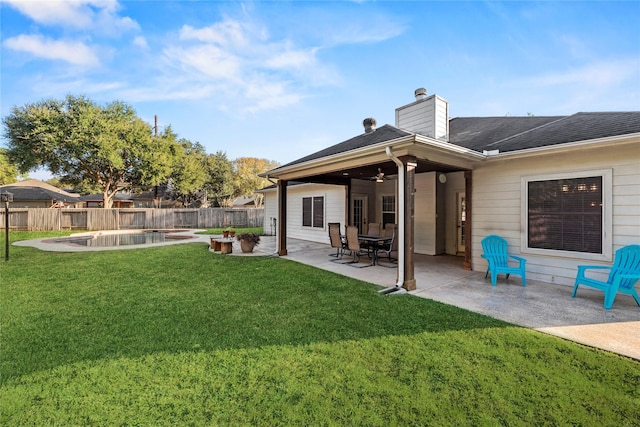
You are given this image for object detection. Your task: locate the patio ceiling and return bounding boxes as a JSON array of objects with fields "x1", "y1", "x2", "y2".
[{"x1": 289, "y1": 158, "x2": 465, "y2": 185}]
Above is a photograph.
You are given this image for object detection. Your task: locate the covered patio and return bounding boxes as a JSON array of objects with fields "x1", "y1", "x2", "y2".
[{"x1": 243, "y1": 236, "x2": 640, "y2": 360}]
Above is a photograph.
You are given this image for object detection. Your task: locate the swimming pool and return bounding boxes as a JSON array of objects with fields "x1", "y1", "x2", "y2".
[
  {"x1": 58, "y1": 230, "x2": 193, "y2": 247},
  {"x1": 20, "y1": 229, "x2": 204, "y2": 252}
]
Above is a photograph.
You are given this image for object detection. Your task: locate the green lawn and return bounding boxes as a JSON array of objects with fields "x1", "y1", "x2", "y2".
[{"x1": 1, "y1": 231, "x2": 639, "y2": 426}]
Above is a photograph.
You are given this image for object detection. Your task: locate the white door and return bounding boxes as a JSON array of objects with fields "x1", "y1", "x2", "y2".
[
  {"x1": 351, "y1": 195, "x2": 368, "y2": 234},
  {"x1": 457, "y1": 192, "x2": 466, "y2": 254}
]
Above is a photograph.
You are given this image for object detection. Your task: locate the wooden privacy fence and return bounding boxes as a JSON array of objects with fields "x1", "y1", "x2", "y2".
[{"x1": 0, "y1": 208, "x2": 264, "y2": 231}]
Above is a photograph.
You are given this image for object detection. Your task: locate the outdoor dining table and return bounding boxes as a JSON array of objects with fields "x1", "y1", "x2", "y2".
[{"x1": 358, "y1": 234, "x2": 392, "y2": 266}]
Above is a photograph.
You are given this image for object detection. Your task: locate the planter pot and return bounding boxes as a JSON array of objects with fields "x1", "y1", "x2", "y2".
[
  {"x1": 229, "y1": 230, "x2": 236, "y2": 238},
  {"x1": 240, "y1": 239, "x2": 256, "y2": 253},
  {"x1": 222, "y1": 230, "x2": 230, "y2": 238}
]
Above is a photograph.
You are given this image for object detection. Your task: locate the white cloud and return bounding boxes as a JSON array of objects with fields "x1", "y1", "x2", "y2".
[
  {"x1": 163, "y1": 44, "x2": 242, "y2": 81},
  {"x1": 160, "y1": 17, "x2": 325, "y2": 112},
  {"x1": 180, "y1": 21, "x2": 251, "y2": 47},
  {"x1": 523, "y1": 58, "x2": 640, "y2": 87},
  {"x1": 241, "y1": 78, "x2": 303, "y2": 113},
  {"x1": 265, "y1": 49, "x2": 317, "y2": 70},
  {"x1": 3, "y1": 34, "x2": 100, "y2": 67},
  {"x1": 4, "y1": 0, "x2": 94, "y2": 27},
  {"x1": 133, "y1": 36, "x2": 148, "y2": 50},
  {"x1": 4, "y1": 0, "x2": 139, "y2": 36}
]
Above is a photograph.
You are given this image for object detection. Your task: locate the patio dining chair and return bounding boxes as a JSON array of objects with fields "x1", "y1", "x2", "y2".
[
  {"x1": 376, "y1": 224, "x2": 397, "y2": 266},
  {"x1": 337, "y1": 225, "x2": 371, "y2": 268},
  {"x1": 361, "y1": 222, "x2": 381, "y2": 255},
  {"x1": 366, "y1": 223, "x2": 381, "y2": 236},
  {"x1": 481, "y1": 235, "x2": 527, "y2": 286},
  {"x1": 572, "y1": 244, "x2": 640, "y2": 309},
  {"x1": 328, "y1": 222, "x2": 346, "y2": 259}
]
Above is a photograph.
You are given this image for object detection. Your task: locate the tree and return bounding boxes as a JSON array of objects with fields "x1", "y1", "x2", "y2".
[
  {"x1": 232, "y1": 157, "x2": 279, "y2": 207},
  {"x1": 0, "y1": 148, "x2": 19, "y2": 185},
  {"x1": 3, "y1": 95, "x2": 178, "y2": 208},
  {"x1": 205, "y1": 151, "x2": 234, "y2": 207},
  {"x1": 170, "y1": 140, "x2": 208, "y2": 207}
]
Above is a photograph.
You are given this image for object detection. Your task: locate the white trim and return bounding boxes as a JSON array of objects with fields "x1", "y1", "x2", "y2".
[
  {"x1": 380, "y1": 193, "x2": 396, "y2": 226},
  {"x1": 520, "y1": 168, "x2": 613, "y2": 262},
  {"x1": 487, "y1": 133, "x2": 639, "y2": 161}
]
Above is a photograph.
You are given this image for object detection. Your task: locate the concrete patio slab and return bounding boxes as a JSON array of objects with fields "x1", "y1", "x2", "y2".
[{"x1": 244, "y1": 236, "x2": 640, "y2": 360}]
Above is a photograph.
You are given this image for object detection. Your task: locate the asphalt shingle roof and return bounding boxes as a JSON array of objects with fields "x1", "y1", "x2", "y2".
[
  {"x1": 449, "y1": 112, "x2": 640, "y2": 153},
  {"x1": 0, "y1": 184, "x2": 80, "y2": 202},
  {"x1": 281, "y1": 125, "x2": 411, "y2": 168},
  {"x1": 268, "y1": 111, "x2": 640, "y2": 176}
]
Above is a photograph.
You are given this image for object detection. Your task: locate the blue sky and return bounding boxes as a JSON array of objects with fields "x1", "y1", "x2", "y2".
[{"x1": 2, "y1": 0, "x2": 639, "y2": 179}]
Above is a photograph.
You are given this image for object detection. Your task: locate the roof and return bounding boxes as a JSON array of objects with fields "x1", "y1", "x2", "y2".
[
  {"x1": 78, "y1": 193, "x2": 133, "y2": 202},
  {"x1": 449, "y1": 112, "x2": 640, "y2": 153},
  {"x1": 280, "y1": 124, "x2": 411, "y2": 168},
  {"x1": 270, "y1": 112, "x2": 640, "y2": 175},
  {"x1": 0, "y1": 179, "x2": 80, "y2": 202}
]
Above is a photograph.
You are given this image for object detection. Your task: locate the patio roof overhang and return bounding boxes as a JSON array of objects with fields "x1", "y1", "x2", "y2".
[
  {"x1": 261, "y1": 134, "x2": 486, "y2": 185},
  {"x1": 263, "y1": 132, "x2": 485, "y2": 290}
]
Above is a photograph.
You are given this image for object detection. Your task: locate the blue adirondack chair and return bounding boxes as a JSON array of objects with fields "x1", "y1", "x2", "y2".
[
  {"x1": 572, "y1": 245, "x2": 640, "y2": 309},
  {"x1": 481, "y1": 235, "x2": 527, "y2": 286}
]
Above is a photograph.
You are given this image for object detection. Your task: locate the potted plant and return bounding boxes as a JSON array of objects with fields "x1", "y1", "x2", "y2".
[{"x1": 237, "y1": 232, "x2": 260, "y2": 253}]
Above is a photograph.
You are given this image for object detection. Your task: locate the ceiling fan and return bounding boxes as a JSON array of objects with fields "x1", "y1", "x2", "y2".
[{"x1": 370, "y1": 168, "x2": 387, "y2": 183}]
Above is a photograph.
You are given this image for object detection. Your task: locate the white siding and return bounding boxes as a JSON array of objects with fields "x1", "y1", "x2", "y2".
[
  {"x1": 262, "y1": 188, "x2": 278, "y2": 235},
  {"x1": 395, "y1": 95, "x2": 449, "y2": 140},
  {"x1": 263, "y1": 183, "x2": 347, "y2": 244},
  {"x1": 471, "y1": 142, "x2": 640, "y2": 287}
]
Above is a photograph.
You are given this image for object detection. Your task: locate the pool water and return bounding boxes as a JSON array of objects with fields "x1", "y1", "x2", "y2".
[{"x1": 58, "y1": 231, "x2": 192, "y2": 248}]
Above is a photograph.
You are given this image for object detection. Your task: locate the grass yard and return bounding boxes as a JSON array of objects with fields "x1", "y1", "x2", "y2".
[{"x1": 1, "y1": 231, "x2": 639, "y2": 426}]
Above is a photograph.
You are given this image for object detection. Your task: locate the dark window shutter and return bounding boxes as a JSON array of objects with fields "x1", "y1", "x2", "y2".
[{"x1": 302, "y1": 197, "x2": 312, "y2": 227}]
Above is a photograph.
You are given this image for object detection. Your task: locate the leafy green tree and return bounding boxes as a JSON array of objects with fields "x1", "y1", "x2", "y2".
[
  {"x1": 3, "y1": 95, "x2": 178, "y2": 208},
  {"x1": 170, "y1": 140, "x2": 208, "y2": 207},
  {"x1": 232, "y1": 157, "x2": 279, "y2": 207},
  {"x1": 0, "y1": 148, "x2": 19, "y2": 185},
  {"x1": 205, "y1": 151, "x2": 234, "y2": 207}
]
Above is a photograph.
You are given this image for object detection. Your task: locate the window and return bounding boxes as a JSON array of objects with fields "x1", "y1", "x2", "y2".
[
  {"x1": 522, "y1": 169, "x2": 612, "y2": 261},
  {"x1": 302, "y1": 196, "x2": 324, "y2": 228},
  {"x1": 381, "y1": 195, "x2": 396, "y2": 227}
]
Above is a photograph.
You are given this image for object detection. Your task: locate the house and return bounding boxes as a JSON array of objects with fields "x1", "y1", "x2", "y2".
[
  {"x1": 260, "y1": 88, "x2": 640, "y2": 290},
  {"x1": 233, "y1": 196, "x2": 259, "y2": 209},
  {"x1": 78, "y1": 193, "x2": 135, "y2": 208},
  {"x1": 0, "y1": 179, "x2": 81, "y2": 208}
]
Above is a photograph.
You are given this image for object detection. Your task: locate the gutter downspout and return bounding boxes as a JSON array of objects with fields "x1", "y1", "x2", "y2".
[
  {"x1": 265, "y1": 175, "x2": 277, "y2": 186},
  {"x1": 379, "y1": 146, "x2": 407, "y2": 295}
]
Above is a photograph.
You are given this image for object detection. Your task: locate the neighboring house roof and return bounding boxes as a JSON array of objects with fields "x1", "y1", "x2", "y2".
[
  {"x1": 233, "y1": 196, "x2": 257, "y2": 207},
  {"x1": 0, "y1": 179, "x2": 80, "y2": 202},
  {"x1": 449, "y1": 112, "x2": 640, "y2": 153},
  {"x1": 78, "y1": 193, "x2": 133, "y2": 202},
  {"x1": 130, "y1": 188, "x2": 170, "y2": 201}
]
